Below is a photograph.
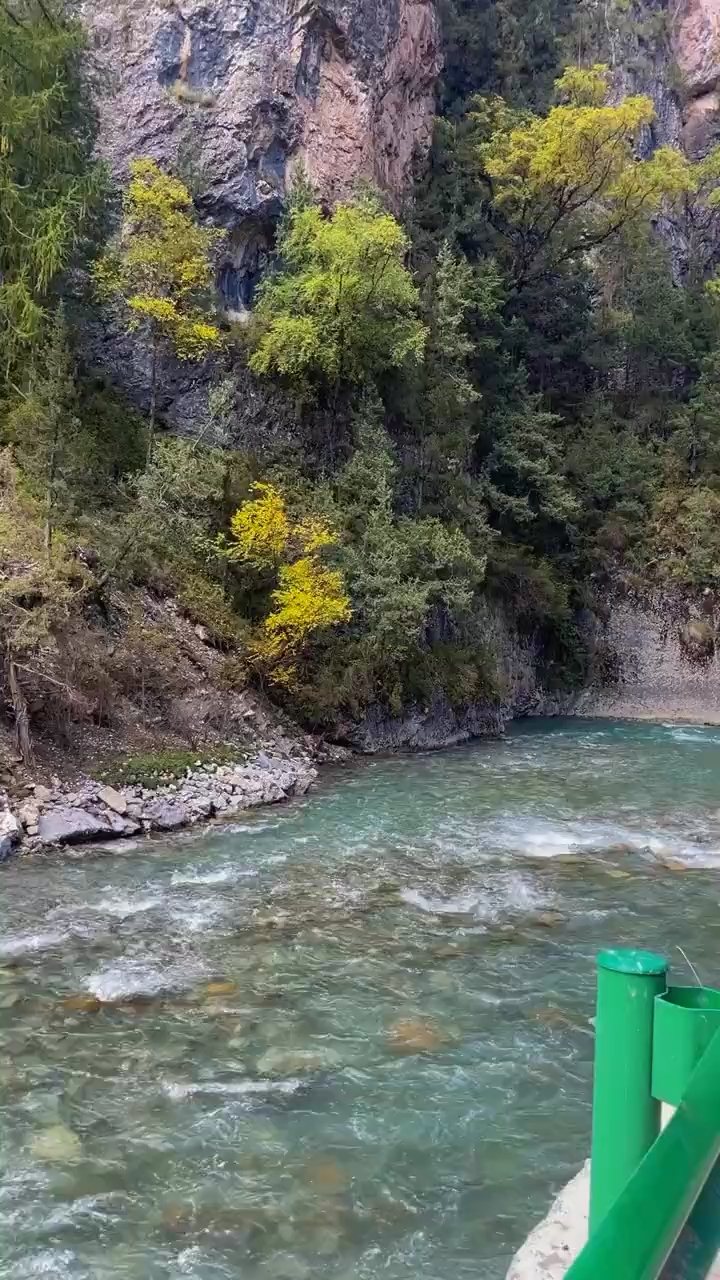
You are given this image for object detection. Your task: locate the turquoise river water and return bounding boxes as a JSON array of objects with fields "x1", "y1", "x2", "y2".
[{"x1": 1, "y1": 718, "x2": 720, "y2": 1280}]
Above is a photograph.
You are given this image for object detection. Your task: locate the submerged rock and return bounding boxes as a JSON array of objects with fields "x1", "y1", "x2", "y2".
[
  {"x1": 262, "y1": 1255, "x2": 311, "y2": 1280},
  {"x1": 205, "y1": 980, "x2": 237, "y2": 997},
  {"x1": 62, "y1": 994, "x2": 102, "y2": 1013},
  {"x1": 534, "y1": 911, "x2": 565, "y2": 928},
  {"x1": 256, "y1": 1047, "x2": 339, "y2": 1076},
  {"x1": 386, "y1": 1017, "x2": 449, "y2": 1055},
  {"x1": 303, "y1": 1157, "x2": 350, "y2": 1193},
  {"x1": 30, "y1": 1123, "x2": 82, "y2": 1163}
]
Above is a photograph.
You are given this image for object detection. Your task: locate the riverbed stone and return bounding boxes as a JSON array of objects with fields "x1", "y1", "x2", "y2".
[
  {"x1": 63, "y1": 994, "x2": 102, "y2": 1013},
  {"x1": 256, "y1": 1046, "x2": 339, "y2": 1075},
  {"x1": 387, "y1": 1018, "x2": 448, "y2": 1054},
  {"x1": 0, "y1": 809, "x2": 21, "y2": 860},
  {"x1": 18, "y1": 802, "x2": 38, "y2": 828},
  {"x1": 12, "y1": 744, "x2": 318, "y2": 854},
  {"x1": 38, "y1": 807, "x2": 113, "y2": 845},
  {"x1": 535, "y1": 911, "x2": 565, "y2": 928},
  {"x1": 30, "y1": 1123, "x2": 82, "y2": 1163}
]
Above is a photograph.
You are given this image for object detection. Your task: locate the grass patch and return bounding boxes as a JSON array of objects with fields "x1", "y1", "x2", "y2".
[{"x1": 99, "y1": 745, "x2": 245, "y2": 789}]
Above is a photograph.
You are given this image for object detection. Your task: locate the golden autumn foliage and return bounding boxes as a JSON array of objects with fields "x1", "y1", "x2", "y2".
[
  {"x1": 477, "y1": 64, "x2": 695, "y2": 283},
  {"x1": 93, "y1": 159, "x2": 225, "y2": 455},
  {"x1": 226, "y1": 483, "x2": 290, "y2": 568},
  {"x1": 94, "y1": 160, "x2": 225, "y2": 360},
  {"x1": 224, "y1": 483, "x2": 351, "y2": 685}
]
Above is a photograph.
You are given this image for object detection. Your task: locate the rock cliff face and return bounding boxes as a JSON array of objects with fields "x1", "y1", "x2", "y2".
[
  {"x1": 81, "y1": 0, "x2": 440, "y2": 308},
  {"x1": 578, "y1": 593, "x2": 720, "y2": 724},
  {"x1": 672, "y1": 0, "x2": 720, "y2": 153},
  {"x1": 613, "y1": 0, "x2": 720, "y2": 158}
]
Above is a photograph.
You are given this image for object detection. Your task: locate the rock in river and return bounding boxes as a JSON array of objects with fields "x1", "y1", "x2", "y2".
[
  {"x1": 30, "y1": 1123, "x2": 82, "y2": 1163},
  {"x1": 97, "y1": 785, "x2": 127, "y2": 815},
  {"x1": 37, "y1": 807, "x2": 113, "y2": 845},
  {"x1": 143, "y1": 799, "x2": 190, "y2": 831},
  {"x1": 256, "y1": 1046, "x2": 340, "y2": 1076},
  {"x1": 387, "y1": 1018, "x2": 449, "y2": 1055},
  {"x1": 0, "y1": 809, "x2": 21, "y2": 861}
]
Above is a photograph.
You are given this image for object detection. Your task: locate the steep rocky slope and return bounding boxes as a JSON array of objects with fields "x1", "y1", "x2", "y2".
[
  {"x1": 673, "y1": 0, "x2": 720, "y2": 152},
  {"x1": 81, "y1": 0, "x2": 440, "y2": 311},
  {"x1": 75, "y1": 0, "x2": 720, "y2": 731}
]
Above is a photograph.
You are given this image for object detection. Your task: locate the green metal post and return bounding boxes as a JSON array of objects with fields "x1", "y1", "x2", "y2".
[
  {"x1": 589, "y1": 948, "x2": 668, "y2": 1232},
  {"x1": 566, "y1": 1025, "x2": 720, "y2": 1280}
]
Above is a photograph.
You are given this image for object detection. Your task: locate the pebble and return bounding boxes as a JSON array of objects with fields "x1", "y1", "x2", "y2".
[
  {"x1": 303, "y1": 1157, "x2": 350, "y2": 1193},
  {"x1": 535, "y1": 911, "x2": 565, "y2": 928},
  {"x1": 63, "y1": 994, "x2": 102, "y2": 1013},
  {"x1": 387, "y1": 1017, "x2": 449, "y2": 1055},
  {"x1": 205, "y1": 981, "x2": 237, "y2": 997},
  {"x1": 262, "y1": 1254, "x2": 311, "y2": 1280},
  {"x1": 256, "y1": 1046, "x2": 339, "y2": 1075}
]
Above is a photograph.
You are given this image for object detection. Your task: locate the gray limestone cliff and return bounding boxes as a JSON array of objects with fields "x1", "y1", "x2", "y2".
[
  {"x1": 81, "y1": 0, "x2": 440, "y2": 299},
  {"x1": 78, "y1": 0, "x2": 440, "y2": 429},
  {"x1": 578, "y1": 592, "x2": 720, "y2": 724}
]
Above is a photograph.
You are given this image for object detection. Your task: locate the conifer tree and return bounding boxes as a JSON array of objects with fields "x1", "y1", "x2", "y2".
[
  {"x1": 6, "y1": 305, "x2": 81, "y2": 561},
  {"x1": 0, "y1": 0, "x2": 104, "y2": 378}
]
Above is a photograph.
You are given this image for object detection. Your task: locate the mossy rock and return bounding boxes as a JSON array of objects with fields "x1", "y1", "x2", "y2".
[{"x1": 679, "y1": 619, "x2": 715, "y2": 664}]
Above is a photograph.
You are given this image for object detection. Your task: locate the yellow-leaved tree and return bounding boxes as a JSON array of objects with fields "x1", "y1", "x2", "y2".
[
  {"x1": 248, "y1": 192, "x2": 426, "y2": 402},
  {"x1": 478, "y1": 64, "x2": 694, "y2": 286},
  {"x1": 223, "y1": 483, "x2": 351, "y2": 686},
  {"x1": 94, "y1": 159, "x2": 225, "y2": 459}
]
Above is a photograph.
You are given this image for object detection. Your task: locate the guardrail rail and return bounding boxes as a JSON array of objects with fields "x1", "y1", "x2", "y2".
[{"x1": 565, "y1": 949, "x2": 720, "y2": 1280}]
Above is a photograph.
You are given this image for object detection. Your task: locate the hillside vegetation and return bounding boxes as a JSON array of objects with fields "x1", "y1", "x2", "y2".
[{"x1": 2, "y1": 0, "x2": 720, "y2": 765}]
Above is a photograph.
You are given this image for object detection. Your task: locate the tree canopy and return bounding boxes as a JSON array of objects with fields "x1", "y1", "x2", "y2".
[
  {"x1": 248, "y1": 195, "x2": 427, "y2": 397},
  {"x1": 0, "y1": 0, "x2": 105, "y2": 377}
]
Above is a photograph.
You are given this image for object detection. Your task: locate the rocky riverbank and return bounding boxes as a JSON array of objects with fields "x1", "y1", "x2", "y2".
[{"x1": 0, "y1": 748, "x2": 322, "y2": 861}]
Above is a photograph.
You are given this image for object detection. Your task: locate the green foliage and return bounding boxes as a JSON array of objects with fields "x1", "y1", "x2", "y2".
[
  {"x1": 7, "y1": 0, "x2": 720, "y2": 753},
  {"x1": 652, "y1": 487, "x2": 720, "y2": 588},
  {"x1": 94, "y1": 159, "x2": 225, "y2": 451},
  {"x1": 100, "y1": 746, "x2": 244, "y2": 789},
  {"x1": 4, "y1": 306, "x2": 83, "y2": 559},
  {"x1": 0, "y1": 0, "x2": 105, "y2": 377},
  {"x1": 392, "y1": 243, "x2": 501, "y2": 521},
  {"x1": 438, "y1": 0, "x2": 576, "y2": 116},
  {"x1": 0, "y1": 448, "x2": 85, "y2": 656},
  {"x1": 287, "y1": 397, "x2": 494, "y2": 722},
  {"x1": 248, "y1": 195, "x2": 426, "y2": 399}
]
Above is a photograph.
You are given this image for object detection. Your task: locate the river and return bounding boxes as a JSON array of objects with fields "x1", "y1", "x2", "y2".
[{"x1": 1, "y1": 718, "x2": 720, "y2": 1280}]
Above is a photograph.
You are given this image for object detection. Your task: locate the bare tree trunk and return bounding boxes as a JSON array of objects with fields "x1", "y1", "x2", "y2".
[
  {"x1": 44, "y1": 416, "x2": 60, "y2": 564},
  {"x1": 7, "y1": 647, "x2": 33, "y2": 767},
  {"x1": 147, "y1": 335, "x2": 158, "y2": 468}
]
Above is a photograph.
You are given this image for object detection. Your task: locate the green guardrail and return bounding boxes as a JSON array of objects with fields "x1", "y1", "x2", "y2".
[{"x1": 564, "y1": 949, "x2": 720, "y2": 1280}]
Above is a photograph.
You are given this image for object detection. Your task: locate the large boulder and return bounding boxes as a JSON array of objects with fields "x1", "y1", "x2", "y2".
[
  {"x1": 0, "y1": 809, "x2": 21, "y2": 861},
  {"x1": 143, "y1": 799, "x2": 190, "y2": 831},
  {"x1": 37, "y1": 807, "x2": 114, "y2": 845}
]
